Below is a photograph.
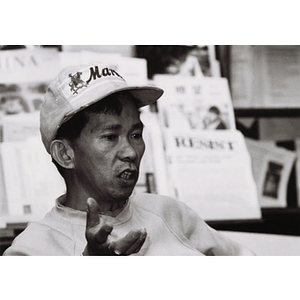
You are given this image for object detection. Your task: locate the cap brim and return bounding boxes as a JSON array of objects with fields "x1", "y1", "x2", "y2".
[{"x1": 64, "y1": 85, "x2": 164, "y2": 123}]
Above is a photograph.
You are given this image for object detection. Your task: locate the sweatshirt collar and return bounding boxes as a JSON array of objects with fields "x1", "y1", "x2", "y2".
[{"x1": 54, "y1": 194, "x2": 133, "y2": 226}]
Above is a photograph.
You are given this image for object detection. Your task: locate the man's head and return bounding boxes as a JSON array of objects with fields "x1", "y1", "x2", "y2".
[
  {"x1": 40, "y1": 62, "x2": 163, "y2": 207},
  {"x1": 51, "y1": 92, "x2": 140, "y2": 175},
  {"x1": 51, "y1": 93, "x2": 145, "y2": 203},
  {"x1": 208, "y1": 106, "x2": 221, "y2": 116},
  {"x1": 40, "y1": 62, "x2": 163, "y2": 154}
]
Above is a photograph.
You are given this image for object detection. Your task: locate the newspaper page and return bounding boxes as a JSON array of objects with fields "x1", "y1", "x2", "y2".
[
  {"x1": 153, "y1": 74, "x2": 236, "y2": 131},
  {"x1": 0, "y1": 48, "x2": 60, "y2": 83},
  {"x1": 133, "y1": 110, "x2": 161, "y2": 195},
  {"x1": 0, "y1": 48, "x2": 61, "y2": 114},
  {"x1": 257, "y1": 45, "x2": 300, "y2": 108},
  {"x1": 0, "y1": 145, "x2": 7, "y2": 214},
  {"x1": 58, "y1": 51, "x2": 83, "y2": 69},
  {"x1": 229, "y1": 45, "x2": 256, "y2": 108},
  {"x1": 231, "y1": 45, "x2": 300, "y2": 108},
  {"x1": 0, "y1": 48, "x2": 63, "y2": 219},
  {"x1": 164, "y1": 130, "x2": 261, "y2": 221},
  {"x1": 188, "y1": 45, "x2": 221, "y2": 77},
  {"x1": 245, "y1": 138, "x2": 296, "y2": 208},
  {"x1": 1, "y1": 136, "x2": 65, "y2": 217},
  {"x1": 138, "y1": 111, "x2": 171, "y2": 197},
  {"x1": 0, "y1": 112, "x2": 40, "y2": 142}
]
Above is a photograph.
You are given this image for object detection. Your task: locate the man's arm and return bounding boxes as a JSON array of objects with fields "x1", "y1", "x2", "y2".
[{"x1": 156, "y1": 196, "x2": 256, "y2": 256}]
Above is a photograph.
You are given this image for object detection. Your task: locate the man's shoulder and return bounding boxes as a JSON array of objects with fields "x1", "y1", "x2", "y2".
[{"x1": 3, "y1": 209, "x2": 75, "y2": 256}]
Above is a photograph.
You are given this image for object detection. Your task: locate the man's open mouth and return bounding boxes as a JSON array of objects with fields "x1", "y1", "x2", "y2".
[{"x1": 119, "y1": 169, "x2": 137, "y2": 181}]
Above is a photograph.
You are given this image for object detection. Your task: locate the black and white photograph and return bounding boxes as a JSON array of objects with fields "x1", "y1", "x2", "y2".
[
  {"x1": 1, "y1": 6, "x2": 300, "y2": 296},
  {"x1": 1, "y1": 44, "x2": 300, "y2": 258}
]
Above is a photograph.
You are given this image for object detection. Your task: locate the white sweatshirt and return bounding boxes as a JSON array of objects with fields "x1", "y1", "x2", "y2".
[{"x1": 3, "y1": 193, "x2": 253, "y2": 256}]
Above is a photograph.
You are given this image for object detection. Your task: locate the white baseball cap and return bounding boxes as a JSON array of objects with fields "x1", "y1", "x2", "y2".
[{"x1": 40, "y1": 62, "x2": 164, "y2": 153}]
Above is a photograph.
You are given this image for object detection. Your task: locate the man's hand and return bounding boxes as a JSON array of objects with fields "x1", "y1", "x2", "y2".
[{"x1": 83, "y1": 198, "x2": 147, "y2": 256}]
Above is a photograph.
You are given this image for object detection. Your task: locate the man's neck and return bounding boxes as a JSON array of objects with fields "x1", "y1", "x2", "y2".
[{"x1": 64, "y1": 189, "x2": 128, "y2": 217}]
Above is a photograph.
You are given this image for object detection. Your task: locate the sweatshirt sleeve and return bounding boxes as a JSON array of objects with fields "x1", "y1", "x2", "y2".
[
  {"x1": 153, "y1": 195, "x2": 255, "y2": 256},
  {"x1": 181, "y1": 207, "x2": 255, "y2": 255}
]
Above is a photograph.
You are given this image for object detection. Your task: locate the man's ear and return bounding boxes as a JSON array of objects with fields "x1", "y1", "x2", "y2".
[{"x1": 50, "y1": 139, "x2": 75, "y2": 169}]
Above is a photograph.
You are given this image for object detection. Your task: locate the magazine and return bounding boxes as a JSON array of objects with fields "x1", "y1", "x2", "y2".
[{"x1": 245, "y1": 138, "x2": 296, "y2": 208}]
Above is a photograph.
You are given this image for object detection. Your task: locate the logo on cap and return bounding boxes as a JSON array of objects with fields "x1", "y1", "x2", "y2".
[
  {"x1": 69, "y1": 72, "x2": 89, "y2": 95},
  {"x1": 68, "y1": 66, "x2": 125, "y2": 95}
]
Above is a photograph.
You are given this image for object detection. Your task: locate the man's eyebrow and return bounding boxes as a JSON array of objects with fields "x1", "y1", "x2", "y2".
[
  {"x1": 102, "y1": 123, "x2": 144, "y2": 130},
  {"x1": 132, "y1": 122, "x2": 144, "y2": 130},
  {"x1": 91, "y1": 123, "x2": 144, "y2": 133},
  {"x1": 100, "y1": 124, "x2": 122, "y2": 130},
  {"x1": 90, "y1": 124, "x2": 121, "y2": 134}
]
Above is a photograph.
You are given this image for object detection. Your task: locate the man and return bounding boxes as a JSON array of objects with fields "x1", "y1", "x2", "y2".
[
  {"x1": 203, "y1": 106, "x2": 227, "y2": 130},
  {"x1": 4, "y1": 63, "x2": 254, "y2": 256}
]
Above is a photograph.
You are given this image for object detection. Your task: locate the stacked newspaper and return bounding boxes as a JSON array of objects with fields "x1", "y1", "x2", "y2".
[
  {"x1": 0, "y1": 48, "x2": 65, "y2": 218},
  {"x1": 151, "y1": 74, "x2": 261, "y2": 221}
]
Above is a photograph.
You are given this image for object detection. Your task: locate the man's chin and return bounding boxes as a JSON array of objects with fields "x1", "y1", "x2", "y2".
[
  {"x1": 112, "y1": 186, "x2": 135, "y2": 201},
  {"x1": 121, "y1": 188, "x2": 135, "y2": 199}
]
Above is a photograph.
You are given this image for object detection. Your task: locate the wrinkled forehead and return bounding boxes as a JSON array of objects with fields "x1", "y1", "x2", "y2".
[
  {"x1": 82, "y1": 91, "x2": 142, "y2": 118},
  {"x1": 87, "y1": 96, "x2": 143, "y2": 130}
]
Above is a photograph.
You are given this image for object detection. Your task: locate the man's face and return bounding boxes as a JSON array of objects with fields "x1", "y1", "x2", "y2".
[{"x1": 71, "y1": 97, "x2": 145, "y2": 204}]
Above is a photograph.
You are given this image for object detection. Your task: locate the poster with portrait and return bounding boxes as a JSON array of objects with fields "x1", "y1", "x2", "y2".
[
  {"x1": 245, "y1": 138, "x2": 296, "y2": 208},
  {"x1": 153, "y1": 74, "x2": 236, "y2": 132}
]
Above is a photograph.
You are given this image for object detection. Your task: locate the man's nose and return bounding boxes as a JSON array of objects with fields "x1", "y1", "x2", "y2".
[{"x1": 118, "y1": 138, "x2": 138, "y2": 161}]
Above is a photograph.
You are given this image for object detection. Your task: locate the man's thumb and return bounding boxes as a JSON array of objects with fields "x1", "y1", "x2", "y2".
[{"x1": 86, "y1": 197, "x2": 100, "y2": 228}]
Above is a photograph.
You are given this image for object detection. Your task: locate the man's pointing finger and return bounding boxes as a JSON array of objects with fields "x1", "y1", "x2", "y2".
[{"x1": 86, "y1": 197, "x2": 100, "y2": 229}]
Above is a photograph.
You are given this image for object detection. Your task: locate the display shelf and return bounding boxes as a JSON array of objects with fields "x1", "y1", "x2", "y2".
[
  {"x1": 207, "y1": 218, "x2": 263, "y2": 226},
  {"x1": 234, "y1": 108, "x2": 300, "y2": 118},
  {"x1": 209, "y1": 207, "x2": 300, "y2": 236},
  {"x1": 0, "y1": 215, "x2": 39, "y2": 255},
  {"x1": 207, "y1": 218, "x2": 263, "y2": 233},
  {"x1": 0, "y1": 226, "x2": 25, "y2": 255},
  {"x1": 262, "y1": 207, "x2": 300, "y2": 215}
]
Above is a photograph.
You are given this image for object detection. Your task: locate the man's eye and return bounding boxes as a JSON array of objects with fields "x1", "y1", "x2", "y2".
[
  {"x1": 103, "y1": 134, "x2": 118, "y2": 141},
  {"x1": 132, "y1": 133, "x2": 143, "y2": 139}
]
